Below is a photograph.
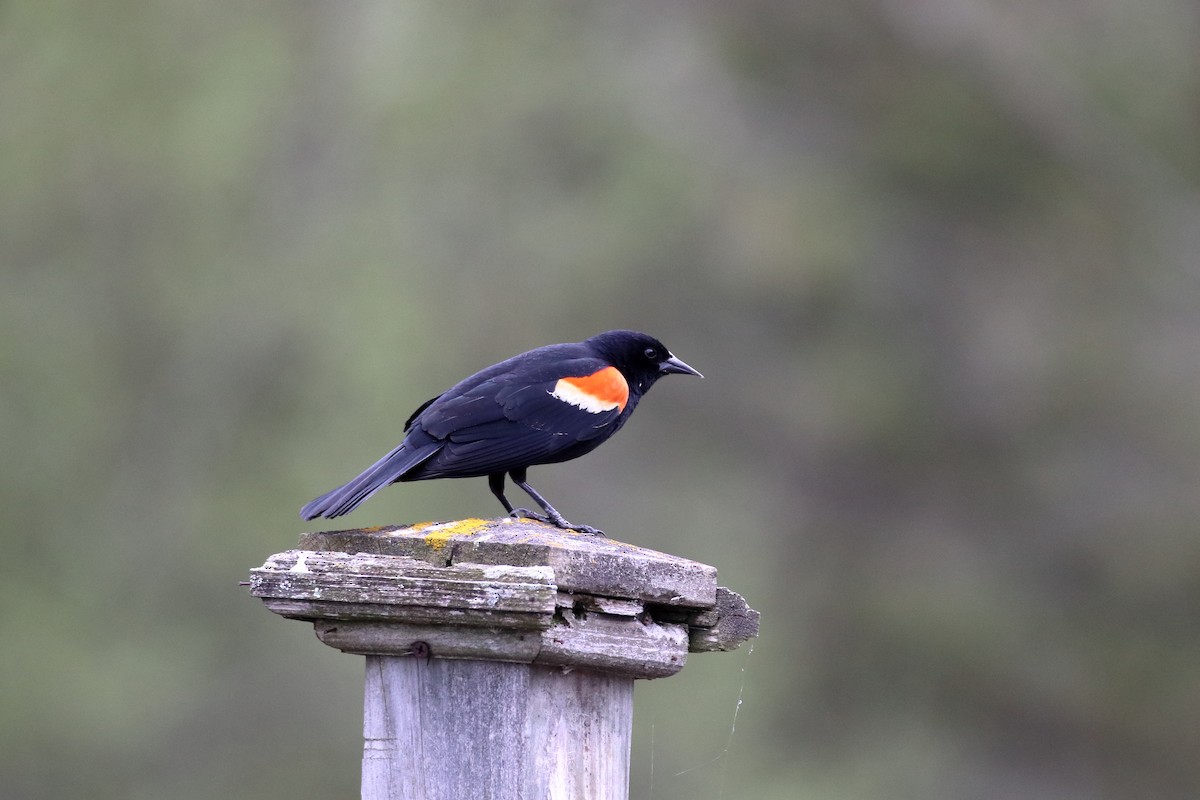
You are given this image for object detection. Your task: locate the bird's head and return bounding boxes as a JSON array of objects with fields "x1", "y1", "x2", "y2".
[{"x1": 586, "y1": 330, "x2": 703, "y2": 395}]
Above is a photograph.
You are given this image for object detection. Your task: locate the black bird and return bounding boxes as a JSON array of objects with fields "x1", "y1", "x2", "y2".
[{"x1": 300, "y1": 330, "x2": 702, "y2": 533}]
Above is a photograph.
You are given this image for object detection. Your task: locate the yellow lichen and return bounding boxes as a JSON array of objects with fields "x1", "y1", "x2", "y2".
[{"x1": 418, "y1": 518, "x2": 493, "y2": 549}]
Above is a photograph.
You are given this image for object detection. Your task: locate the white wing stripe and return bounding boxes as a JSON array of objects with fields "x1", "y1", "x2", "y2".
[{"x1": 548, "y1": 380, "x2": 619, "y2": 414}]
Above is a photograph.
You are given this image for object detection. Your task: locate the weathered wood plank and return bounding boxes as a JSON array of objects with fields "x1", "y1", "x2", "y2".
[
  {"x1": 537, "y1": 610, "x2": 689, "y2": 678},
  {"x1": 249, "y1": 550, "x2": 557, "y2": 627},
  {"x1": 315, "y1": 619, "x2": 544, "y2": 663},
  {"x1": 258, "y1": 597, "x2": 549, "y2": 629},
  {"x1": 362, "y1": 656, "x2": 632, "y2": 800},
  {"x1": 311, "y1": 614, "x2": 688, "y2": 680},
  {"x1": 300, "y1": 518, "x2": 718, "y2": 608},
  {"x1": 525, "y1": 665, "x2": 633, "y2": 798}
]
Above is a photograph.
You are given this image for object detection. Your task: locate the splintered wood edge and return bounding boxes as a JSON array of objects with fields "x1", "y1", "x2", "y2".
[{"x1": 687, "y1": 587, "x2": 760, "y2": 652}]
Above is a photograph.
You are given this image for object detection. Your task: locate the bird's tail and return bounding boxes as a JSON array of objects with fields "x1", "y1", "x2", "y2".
[{"x1": 300, "y1": 440, "x2": 440, "y2": 520}]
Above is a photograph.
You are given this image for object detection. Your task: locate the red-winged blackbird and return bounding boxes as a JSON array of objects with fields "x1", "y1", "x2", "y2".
[{"x1": 300, "y1": 330, "x2": 702, "y2": 533}]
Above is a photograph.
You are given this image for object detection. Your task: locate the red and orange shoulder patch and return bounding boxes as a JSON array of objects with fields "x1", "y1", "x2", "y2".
[{"x1": 550, "y1": 366, "x2": 628, "y2": 413}]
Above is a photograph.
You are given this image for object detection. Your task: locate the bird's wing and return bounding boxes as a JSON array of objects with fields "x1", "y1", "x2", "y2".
[
  {"x1": 496, "y1": 378, "x2": 624, "y2": 438},
  {"x1": 409, "y1": 358, "x2": 626, "y2": 475},
  {"x1": 404, "y1": 394, "x2": 441, "y2": 430}
]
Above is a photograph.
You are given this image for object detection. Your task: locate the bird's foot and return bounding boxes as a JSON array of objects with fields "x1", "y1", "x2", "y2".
[
  {"x1": 509, "y1": 507, "x2": 552, "y2": 525},
  {"x1": 509, "y1": 508, "x2": 605, "y2": 536}
]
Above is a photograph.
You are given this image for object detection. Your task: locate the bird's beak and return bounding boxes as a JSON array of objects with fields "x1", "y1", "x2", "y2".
[{"x1": 660, "y1": 354, "x2": 703, "y2": 378}]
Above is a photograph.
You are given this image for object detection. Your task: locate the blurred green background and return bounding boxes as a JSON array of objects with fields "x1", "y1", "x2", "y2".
[{"x1": 4, "y1": 1, "x2": 1199, "y2": 798}]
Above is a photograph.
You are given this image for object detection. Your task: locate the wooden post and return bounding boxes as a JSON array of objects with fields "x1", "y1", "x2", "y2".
[{"x1": 249, "y1": 518, "x2": 758, "y2": 800}]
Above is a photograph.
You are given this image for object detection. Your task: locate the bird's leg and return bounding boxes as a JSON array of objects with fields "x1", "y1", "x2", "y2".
[
  {"x1": 508, "y1": 469, "x2": 605, "y2": 536},
  {"x1": 492, "y1": 472, "x2": 579, "y2": 530},
  {"x1": 492, "y1": 470, "x2": 549, "y2": 523},
  {"x1": 494, "y1": 470, "x2": 551, "y2": 524},
  {"x1": 488, "y1": 473, "x2": 516, "y2": 514}
]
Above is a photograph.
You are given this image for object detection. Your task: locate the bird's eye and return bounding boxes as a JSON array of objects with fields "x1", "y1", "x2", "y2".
[{"x1": 643, "y1": 347, "x2": 658, "y2": 360}]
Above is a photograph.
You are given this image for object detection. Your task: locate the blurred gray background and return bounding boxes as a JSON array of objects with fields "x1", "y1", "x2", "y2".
[{"x1": 4, "y1": 1, "x2": 1199, "y2": 798}]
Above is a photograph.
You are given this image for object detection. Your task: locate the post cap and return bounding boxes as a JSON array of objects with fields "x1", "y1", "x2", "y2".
[{"x1": 249, "y1": 518, "x2": 758, "y2": 679}]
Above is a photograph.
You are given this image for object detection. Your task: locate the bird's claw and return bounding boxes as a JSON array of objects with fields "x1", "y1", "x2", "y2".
[
  {"x1": 509, "y1": 507, "x2": 551, "y2": 524},
  {"x1": 509, "y1": 508, "x2": 605, "y2": 536}
]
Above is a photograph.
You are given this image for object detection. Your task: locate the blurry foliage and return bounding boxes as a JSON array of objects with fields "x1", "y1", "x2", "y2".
[{"x1": 3, "y1": 1, "x2": 1200, "y2": 798}]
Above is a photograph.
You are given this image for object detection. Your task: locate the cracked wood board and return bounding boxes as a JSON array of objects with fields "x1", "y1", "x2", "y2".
[{"x1": 299, "y1": 517, "x2": 718, "y2": 608}]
